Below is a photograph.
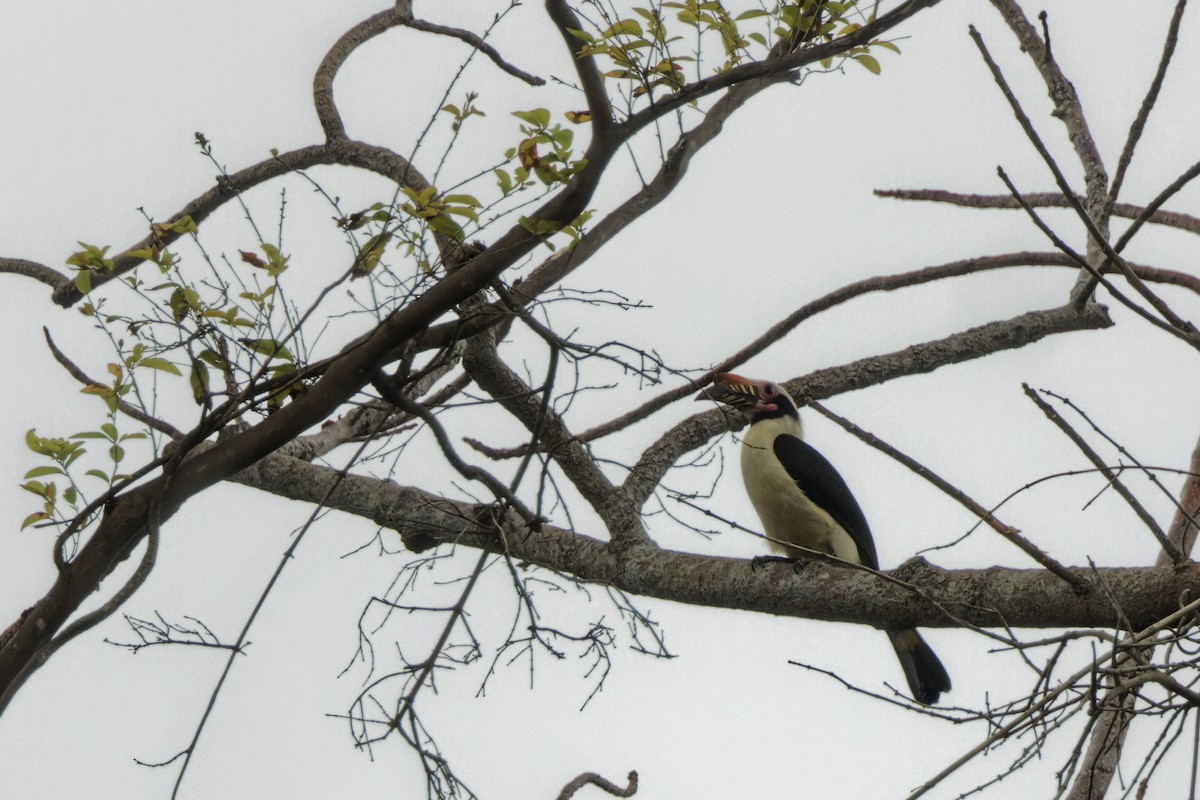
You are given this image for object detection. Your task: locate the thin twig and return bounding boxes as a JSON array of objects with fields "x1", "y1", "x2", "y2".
[
  {"x1": 1041, "y1": 388, "x2": 1200, "y2": 555},
  {"x1": 1109, "y1": 0, "x2": 1188, "y2": 205},
  {"x1": 907, "y1": 594, "x2": 1200, "y2": 799},
  {"x1": 971, "y1": 25, "x2": 1200, "y2": 344},
  {"x1": 805, "y1": 399, "x2": 1088, "y2": 590},
  {"x1": 373, "y1": 371, "x2": 539, "y2": 524},
  {"x1": 994, "y1": 169, "x2": 1186, "y2": 340},
  {"x1": 44, "y1": 328, "x2": 185, "y2": 439},
  {"x1": 556, "y1": 770, "x2": 639, "y2": 800},
  {"x1": 1023, "y1": 384, "x2": 1183, "y2": 564},
  {"x1": 171, "y1": 412, "x2": 394, "y2": 797},
  {"x1": 409, "y1": 18, "x2": 544, "y2": 86}
]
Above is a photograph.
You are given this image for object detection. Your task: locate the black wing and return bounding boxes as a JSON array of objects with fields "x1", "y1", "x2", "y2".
[{"x1": 773, "y1": 434, "x2": 879, "y2": 569}]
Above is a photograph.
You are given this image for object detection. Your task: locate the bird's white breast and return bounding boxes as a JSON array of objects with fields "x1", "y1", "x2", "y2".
[{"x1": 740, "y1": 416, "x2": 861, "y2": 563}]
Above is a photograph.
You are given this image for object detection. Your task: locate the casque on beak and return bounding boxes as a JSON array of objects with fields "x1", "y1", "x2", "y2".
[{"x1": 695, "y1": 373, "x2": 762, "y2": 410}]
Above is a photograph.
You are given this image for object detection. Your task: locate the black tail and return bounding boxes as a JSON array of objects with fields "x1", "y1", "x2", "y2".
[{"x1": 887, "y1": 628, "x2": 951, "y2": 705}]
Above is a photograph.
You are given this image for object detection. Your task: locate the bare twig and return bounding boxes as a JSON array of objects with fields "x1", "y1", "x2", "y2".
[
  {"x1": 972, "y1": 25, "x2": 1200, "y2": 343},
  {"x1": 1109, "y1": 0, "x2": 1188, "y2": 204},
  {"x1": 1042, "y1": 388, "x2": 1200, "y2": 554},
  {"x1": 908, "y1": 595, "x2": 1200, "y2": 799},
  {"x1": 408, "y1": 18, "x2": 544, "y2": 86},
  {"x1": 1023, "y1": 384, "x2": 1184, "y2": 564},
  {"x1": 994, "y1": 168, "x2": 1190, "y2": 340},
  {"x1": 874, "y1": 189, "x2": 1200, "y2": 238},
  {"x1": 804, "y1": 399, "x2": 1088, "y2": 590},
  {"x1": 44, "y1": 328, "x2": 185, "y2": 439},
  {"x1": 557, "y1": 770, "x2": 639, "y2": 800}
]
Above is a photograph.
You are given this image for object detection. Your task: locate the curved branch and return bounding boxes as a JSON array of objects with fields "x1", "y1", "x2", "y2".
[
  {"x1": 585, "y1": 252, "x2": 1084, "y2": 446},
  {"x1": 546, "y1": 0, "x2": 614, "y2": 134},
  {"x1": 623, "y1": 303, "x2": 1113, "y2": 502},
  {"x1": 313, "y1": 3, "x2": 414, "y2": 141},
  {"x1": 557, "y1": 770, "x2": 638, "y2": 800},
  {"x1": 44, "y1": 328, "x2": 185, "y2": 439},
  {"x1": 49, "y1": 139, "x2": 430, "y2": 307},
  {"x1": 0, "y1": 258, "x2": 71, "y2": 294}
]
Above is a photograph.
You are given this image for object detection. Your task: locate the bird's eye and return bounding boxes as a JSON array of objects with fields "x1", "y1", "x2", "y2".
[{"x1": 762, "y1": 383, "x2": 777, "y2": 398}]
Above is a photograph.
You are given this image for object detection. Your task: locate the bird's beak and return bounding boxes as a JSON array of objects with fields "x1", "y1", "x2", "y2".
[{"x1": 695, "y1": 373, "x2": 761, "y2": 409}]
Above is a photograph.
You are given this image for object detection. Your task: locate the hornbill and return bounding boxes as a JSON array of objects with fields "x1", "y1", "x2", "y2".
[{"x1": 700, "y1": 373, "x2": 950, "y2": 705}]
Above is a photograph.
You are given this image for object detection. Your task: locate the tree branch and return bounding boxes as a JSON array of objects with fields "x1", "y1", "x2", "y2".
[
  {"x1": 874, "y1": 189, "x2": 1200, "y2": 238},
  {"x1": 624, "y1": 302, "x2": 1112, "y2": 503},
  {"x1": 228, "y1": 448, "x2": 1200, "y2": 632}
]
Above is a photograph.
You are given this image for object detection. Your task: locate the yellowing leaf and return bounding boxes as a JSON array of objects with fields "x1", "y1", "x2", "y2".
[
  {"x1": 856, "y1": 54, "x2": 881, "y2": 74},
  {"x1": 138, "y1": 357, "x2": 182, "y2": 376}
]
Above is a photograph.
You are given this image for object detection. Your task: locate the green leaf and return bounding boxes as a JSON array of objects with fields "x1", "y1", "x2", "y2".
[
  {"x1": 85, "y1": 469, "x2": 110, "y2": 481},
  {"x1": 21, "y1": 511, "x2": 49, "y2": 530},
  {"x1": 75, "y1": 269, "x2": 92, "y2": 295},
  {"x1": 855, "y1": 54, "x2": 881, "y2": 74},
  {"x1": 190, "y1": 359, "x2": 210, "y2": 405},
  {"x1": 240, "y1": 338, "x2": 293, "y2": 361},
  {"x1": 137, "y1": 357, "x2": 182, "y2": 376},
  {"x1": 495, "y1": 168, "x2": 513, "y2": 195},
  {"x1": 261, "y1": 243, "x2": 289, "y2": 276},
  {"x1": 600, "y1": 19, "x2": 643, "y2": 39},
  {"x1": 512, "y1": 108, "x2": 551, "y2": 128},
  {"x1": 24, "y1": 466, "x2": 63, "y2": 479},
  {"x1": 352, "y1": 233, "x2": 392, "y2": 278}
]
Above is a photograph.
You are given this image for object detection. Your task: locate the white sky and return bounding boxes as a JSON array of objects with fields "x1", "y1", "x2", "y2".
[{"x1": 2, "y1": 1, "x2": 1200, "y2": 798}]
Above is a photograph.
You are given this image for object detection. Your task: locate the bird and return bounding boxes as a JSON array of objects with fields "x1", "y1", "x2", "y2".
[{"x1": 699, "y1": 372, "x2": 950, "y2": 705}]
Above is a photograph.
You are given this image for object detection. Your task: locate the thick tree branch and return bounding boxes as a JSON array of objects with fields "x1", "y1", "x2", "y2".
[
  {"x1": 625, "y1": 303, "x2": 1112, "y2": 503},
  {"x1": 0, "y1": 95, "x2": 623, "y2": 699},
  {"x1": 546, "y1": 0, "x2": 614, "y2": 134},
  {"x1": 461, "y1": 327, "x2": 649, "y2": 551},
  {"x1": 229, "y1": 448, "x2": 1200, "y2": 632},
  {"x1": 0, "y1": 258, "x2": 71, "y2": 294}
]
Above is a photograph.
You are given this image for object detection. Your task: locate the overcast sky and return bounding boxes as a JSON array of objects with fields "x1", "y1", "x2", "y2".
[{"x1": 2, "y1": 2, "x2": 1200, "y2": 798}]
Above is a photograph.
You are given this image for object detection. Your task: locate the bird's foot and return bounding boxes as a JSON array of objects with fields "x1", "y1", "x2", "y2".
[
  {"x1": 791, "y1": 556, "x2": 828, "y2": 575},
  {"x1": 750, "y1": 555, "x2": 799, "y2": 572}
]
